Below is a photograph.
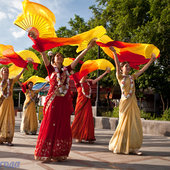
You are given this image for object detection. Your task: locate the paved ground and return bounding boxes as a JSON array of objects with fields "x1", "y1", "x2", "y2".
[{"x1": 0, "y1": 116, "x2": 170, "y2": 170}]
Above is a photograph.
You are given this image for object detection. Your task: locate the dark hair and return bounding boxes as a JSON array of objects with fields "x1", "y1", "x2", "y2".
[
  {"x1": 120, "y1": 62, "x2": 129, "y2": 73},
  {"x1": 26, "y1": 81, "x2": 33, "y2": 89},
  {"x1": 51, "y1": 52, "x2": 64, "y2": 64}
]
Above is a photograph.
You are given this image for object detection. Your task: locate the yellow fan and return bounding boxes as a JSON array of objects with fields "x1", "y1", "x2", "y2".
[
  {"x1": 16, "y1": 50, "x2": 41, "y2": 64},
  {"x1": 80, "y1": 59, "x2": 115, "y2": 71},
  {"x1": 97, "y1": 35, "x2": 119, "y2": 59},
  {"x1": 14, "y1": 0, "x2": 56, "y2": 38},
  {"x1": 23, "y1": 75, "x2": 48, "y2": 85},
  {"x1": 72, "y1": 26, "x2": 106, "y2": 53},
  {"x1": 97, "y1": 35, "x2": 160, "y2": 59},
  {"x1": 63, "y1": 58, "x2": 74, "y2": 66},
  {"x1": 79, "y1": 59, "x2": 115, "y2": 78},
  {"x1": 9, "y1": 64, "x2": 24, "y2": 79},
  {"x1": 8, "y1": 50, "x2": 41, "y2": 78}
]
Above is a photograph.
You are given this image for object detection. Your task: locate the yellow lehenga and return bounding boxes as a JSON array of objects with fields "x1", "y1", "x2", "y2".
[
  {"x1": 109, "y1": 74, "x2": 143, "y2": 154},
  {"x1": 20, "y1": 89, "x2": 38, "y2": 134},
  {"x1": 0, "y1": 78, "x2": 17, "y2": 144}
]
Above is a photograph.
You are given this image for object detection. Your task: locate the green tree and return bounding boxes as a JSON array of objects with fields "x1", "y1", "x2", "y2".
[
  {"x1": 88, "y1": 0, "x2": 169, "y2": 112},
  {"x1": 9, "y1": 0, "x2": 169, "y2": 113}
]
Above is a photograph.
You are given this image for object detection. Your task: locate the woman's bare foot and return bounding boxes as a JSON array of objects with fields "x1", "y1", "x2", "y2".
[
  {"x1": 75, "y1": 139, "x2": 82, "y2": 143},
  {"x1": 51, "y1": 156, "x2": 67, "y2": 162},
  {"x1": 58, "y1": 156, "x2": 67, "y2": 162},
  {"x1": 42, "y1": 158, "x2": 51, "y2": 163}
]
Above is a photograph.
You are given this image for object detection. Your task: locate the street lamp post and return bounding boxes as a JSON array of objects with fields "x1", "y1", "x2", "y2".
[
  {"x1": 95, "y1": 46, "x2": 101, "y2": 116},
  {"x1": 18, "y1": 91, "x2": 21, "y2": 108}
]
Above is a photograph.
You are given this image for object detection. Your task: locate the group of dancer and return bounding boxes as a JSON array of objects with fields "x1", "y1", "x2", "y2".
[{"x1": 0, "y1": 32, "x2": 156, "y2": 162}]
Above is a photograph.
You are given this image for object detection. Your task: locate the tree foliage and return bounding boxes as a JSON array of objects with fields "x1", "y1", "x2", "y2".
[
  {"x1": 9, "y1": 0, "x2": 169, "y2": 112},
  {"x1": 88, "y1": 0, "x2": 169, "y2": 112}
]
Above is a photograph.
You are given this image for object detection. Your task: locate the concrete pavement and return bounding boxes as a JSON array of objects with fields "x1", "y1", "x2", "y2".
[{"x1": 0, "y1": 116, "x2": 170, "y2": 170}]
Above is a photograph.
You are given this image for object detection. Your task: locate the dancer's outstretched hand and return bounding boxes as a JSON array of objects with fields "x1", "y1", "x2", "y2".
[
  {"x1": 87, "y1": 38, "x2": 97, "y2": 49},
  {"x1": 105, "y1": 67, "x2": 111, "y2": 73},
  {"x1": 151, "y1": 53, "x2": 156, "y2": 62}
]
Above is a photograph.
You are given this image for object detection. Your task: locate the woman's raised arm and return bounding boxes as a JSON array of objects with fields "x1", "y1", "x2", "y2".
[
  {"x1": 71, "y1": 38, "x2": 96, "y2": 70},
  {"x1": 134, "y1": 53, "x2": 156, "y2": 79},
  {"x1": 109, "y1": 46, "x2": 121, "y2": 76}
]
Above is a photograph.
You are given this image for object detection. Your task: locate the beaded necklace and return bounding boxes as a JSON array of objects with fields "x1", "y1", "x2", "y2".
[
  {"x1": 0, "y1": 79, "x2": 10, "y2": 98},
  {"x1": 55, "y1": 67, "x2": 70, "y2": 96},
  {"x1": 28, "y1": 89, "x2": 35, "y2": 101},
  {"x1": 121, "y1": 75, "x2": 133, "y2": 99}
]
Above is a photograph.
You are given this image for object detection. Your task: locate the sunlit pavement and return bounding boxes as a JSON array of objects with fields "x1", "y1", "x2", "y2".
[{"x1": 0, "y1": 115, "x2": 170, "y2": 170}]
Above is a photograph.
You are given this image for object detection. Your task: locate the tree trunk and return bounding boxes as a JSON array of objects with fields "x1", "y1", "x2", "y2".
[
  {"x1": 160, "y1": 93, "x2": 165, "y2": 112},
  {"x1": 166, "y1": 98, "x2": 169, "y2": 110}
]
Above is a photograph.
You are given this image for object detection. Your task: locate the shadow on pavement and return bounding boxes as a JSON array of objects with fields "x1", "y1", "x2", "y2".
[
  {"x1": 44, "y1": 158, "x2": 115, "y2": 169},
  {"x1": 0, "y1": 151, "x2": 34, "y2": 160},
  {"x1": 71, "y1": 145, "x2": 109, "y2": 153},
  {"x1": 11, "y1": 143, "x2": 36, "y2": 148},
  {"x1": 142, "y1": 150, "x2": 170, "y2": 157},
  {"x1": 113, "y1": 163, "x2": 170, "y2": 170}
]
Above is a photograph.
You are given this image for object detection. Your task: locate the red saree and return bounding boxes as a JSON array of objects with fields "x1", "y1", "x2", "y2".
[
  {"x1": 34, "y1": 64, "x2": 73, "y2": 160},
  {"x1": 71, "y1": 74, "x2": 95, "y2": 142}
]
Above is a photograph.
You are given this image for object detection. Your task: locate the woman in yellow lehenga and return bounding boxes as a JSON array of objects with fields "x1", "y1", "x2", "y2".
[
  {"x1": 18, "y1": 81, "x2": 47, "y2": 135},
  {"x1": 0, "y1": 67, "x2": 25, "y2": 146},
  {"x1": 108, "y1": 47, "x2": 156, "y2": 155}
]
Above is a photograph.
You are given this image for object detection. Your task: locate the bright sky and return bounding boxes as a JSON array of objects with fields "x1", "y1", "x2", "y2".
[{"x1": 0, "y1": 0, "x2": 96, "y2": 51}]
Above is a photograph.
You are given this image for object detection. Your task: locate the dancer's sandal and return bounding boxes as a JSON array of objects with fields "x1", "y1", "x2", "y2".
[
  {"x1": 131, "y1": 150, "x2": 142, "y2": 156},
  {"x1": 7, "y1": 142, "x2": 14, "y2": 146}
]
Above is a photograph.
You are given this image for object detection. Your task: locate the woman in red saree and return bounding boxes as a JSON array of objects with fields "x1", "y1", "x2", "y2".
[
  {"x1": 71, "y1": 68, "x2": 110, "y2": 143},
  {"x1": 33, "y1": 38, "x2": 96, "y2": 162}
]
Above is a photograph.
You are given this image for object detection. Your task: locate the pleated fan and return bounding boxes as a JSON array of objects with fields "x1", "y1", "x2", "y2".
[
  {"x1": 72, "y1": 26, "x2": 106, "y2": 53},
  {"x1": 0, "y1": 44, "x2": 40, "y2": 69},
  {"x1": 8, "y1": 64, "x2": 24, "y2": 79},
  {"x1": 23, "y1": 76, "x2": 48, "y2": 85},
  {"x1": 96, "y1": 35, "x2": 160, "y2": 69},
  {"x1": 14, "y1": 0, "x2": 56, "y2": 38},
  {"x1": 16, "y1": 50, "x2": 41, "y2": 64},
  {"x1": 78, "y1": 59, "x2": 115, "y2": 78},
  {"x1": 0, "y1": 44, "x2": 27, "y2": 68},
  {"x1": 63, "y1": 58, "x2": 84, "y2": 66}
]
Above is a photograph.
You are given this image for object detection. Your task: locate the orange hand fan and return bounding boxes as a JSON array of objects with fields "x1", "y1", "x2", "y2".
[
  {"x1": 0, "y1": 44, "x2": 14, "y2": 65},
  {"x1": 79, "y1": 59, "x2": 115, "y2": 78},
  {"x1": 14, "y1": 0, "x2": 56, "y2": 38},
  {"x1": 96, "y1": 35, "x2": 160, "y2": 69},
  {"x1": 0, "y1": 44, "x2": 27, "y2": 68},
  {"x1": 0, "y1": 44, "x2": 40, "y2": 69}
]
